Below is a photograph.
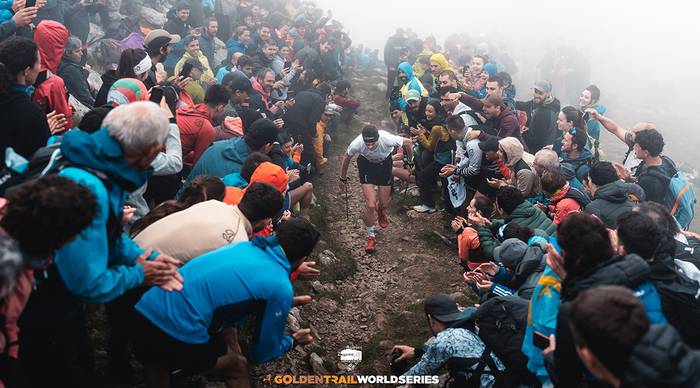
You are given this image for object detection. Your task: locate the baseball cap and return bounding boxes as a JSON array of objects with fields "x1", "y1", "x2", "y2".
[
  {"x1": 144, "y1": 29, "x2": 181, "y2": 51},
  {"x1": 493, "y1": 238, "x2": 528, "y2": 269},
  {"x1": 424, "y1": 293, "x2": 476, "y2": 323},
  {"x1": 184, "y1": 58, "x2": 204, "y2": 71},
  {"x1": 362, "y1": 125, "x2": 379, "y2": 143},
  {"x1": 533, "y1": 80, "x2": 552, "y2": 93},
  {"x1": 406, "y1": 89, "x2": 420, "y2": 102}
]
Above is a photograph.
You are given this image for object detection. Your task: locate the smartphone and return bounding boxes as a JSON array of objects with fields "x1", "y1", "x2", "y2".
[
  {"x1": 149, "y1": 87, "x2": 164, "y2": 103},
  {"x1": 180, "y1": 62, "x2": 193, "y2": 79},
  {"x1": 284, "y1": 60, "x2": 292, "y2": 69},
  {"x1": 533, "y1": 331, "x2": 551, "y2": 350},
  {"x1": 25, "y1": 0, "x2": 36, "y2": 7}
]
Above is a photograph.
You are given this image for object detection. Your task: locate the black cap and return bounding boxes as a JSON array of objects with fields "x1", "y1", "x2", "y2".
[
  {"x1": 222, "y1": 71, "x2": 252, "y2": 93},
  {"x1": 362, "y1": 125, "x2": 379, "y2": 143},
  {"x1": 424, "y1": 293, "x2": 476, "y2": 323},
  {"x1": 185, "y1": 58, "x2": 204, "y2": 71},
  {"x1": 478, "y1": 136, "x2": 501, "y2": 152}
]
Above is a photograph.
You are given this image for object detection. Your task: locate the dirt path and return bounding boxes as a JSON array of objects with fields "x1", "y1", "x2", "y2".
[{"x1": 252, "y1": 69, "x2": 477, "y2": 386}]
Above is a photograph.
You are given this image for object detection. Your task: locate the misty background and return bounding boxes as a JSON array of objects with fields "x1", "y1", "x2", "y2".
[{"x1": 319, "y1": 0, "x2": 700, "y2": 166}]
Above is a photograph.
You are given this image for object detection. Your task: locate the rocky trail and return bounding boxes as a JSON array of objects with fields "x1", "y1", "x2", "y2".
[{"x1": 251, "y1": 68, "x2": 477, "y2": 387}]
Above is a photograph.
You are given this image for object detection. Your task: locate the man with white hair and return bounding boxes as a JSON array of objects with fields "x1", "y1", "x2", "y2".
[
  {"x1": 17, "y1": 102, "x2": 183, "y2": 387},
  {"x1": 533, "y1": 148, "x2": 589, "y2": 196}
]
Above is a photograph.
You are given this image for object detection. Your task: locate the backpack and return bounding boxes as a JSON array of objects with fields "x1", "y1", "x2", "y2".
[
  {"x1": 640, "y1": 156, "x2": 696, "y2": 229},
  {"x1": 0, "y1": 144, "x2": 62, "y2": 196},
  {"x1": 470, "y1": 296, "x2": 540, "y2": 387},
  {"x1": 652, "y1": 266, "x2": 700, "y2": 348}
]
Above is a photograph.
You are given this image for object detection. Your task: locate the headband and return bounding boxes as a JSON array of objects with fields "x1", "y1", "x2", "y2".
[{"x1": 133, "y1": 55, "x2": 152, "y2": 76}]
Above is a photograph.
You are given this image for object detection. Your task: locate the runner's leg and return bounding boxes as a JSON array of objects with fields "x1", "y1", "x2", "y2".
[{"x1": 361, "y1": 183, "x2": 378, "y2": 230}]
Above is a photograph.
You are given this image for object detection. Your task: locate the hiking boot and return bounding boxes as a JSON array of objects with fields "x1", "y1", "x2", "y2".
[
  {"x1": 365, "y1": 236, "x2": 376, "y2": 253},
  {"x1": 412, "y1": 204, "x2": 436, "y2": 213},
  {"x1": 377, "y1": 207, "x2": 389, "y2": 228}
]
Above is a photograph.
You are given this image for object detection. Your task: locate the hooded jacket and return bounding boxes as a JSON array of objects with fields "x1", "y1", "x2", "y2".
[
  {"x1": 547, "y1": 182, "x2": 584, "y2": 225},
  {"x1": 494, "y1": 238, "x2": 547, "y2": 299},
  {"x1": 32, "y1": 21, "x2": 72, "y2": 132},
  {"x1": 622, "y1": 324, "x2": 700, "y2": 387},
  {"x1": 163, "y1": 9, "x2": 190, "y2": 38},
  {"x1": 0, "y1": 88, "x2": 51, "y2": 167},
  {"x1": 499, "y1": 137, "x2": 541, "y2": 198},
  {"x1": 584, "y1": 180, "x2": 636, "y2": 228},
  {"x1": 517, "y1": 96, "x2": 560, "y2": 153},
  {"x1": 135, "y1": 236, "x2": 294, "y2": 364},
  {"x1": 185, "y1": 136, "x2": 252, "y2": 185},
  {"x1": 396, "y1": 61, "x2": 428, "y2": 111},
  {"x1": 549, "y1": 254, "x2": 667, "y2": 387},
  {"x1": 582, "y1": 104, "x2": 606, "y2": 142},
  {"x1": 176, "y1": 104, "x2": 217, "y2": 168},
  {"x1": 496, "y1": 201, "x2": 557, "y2": 237},
  {"x1": 20, "y1": 128, "x2": 153, "y2": 327},
  {"x1": 57, "y1": 57, "x2": 95, "y2": 108}
]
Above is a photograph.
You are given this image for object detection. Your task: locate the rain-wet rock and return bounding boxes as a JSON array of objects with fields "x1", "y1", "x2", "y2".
[{"x1": 318, "y1": 249, "x2": 339, "y2": 266}]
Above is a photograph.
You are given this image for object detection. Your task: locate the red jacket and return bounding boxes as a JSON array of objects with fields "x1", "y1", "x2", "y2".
[
  {"x1": 333, "y1": 93, "x2": 360, "y2": 108},
  {"x1": 547, "y1": 183, "x2": 582, "y2": 224},
  {"x1": 176, "y1": 104, "x2": 217, "y2": 168},
  {"x1": 33, "y1": 21, "x2": 72, "y2": 132}
]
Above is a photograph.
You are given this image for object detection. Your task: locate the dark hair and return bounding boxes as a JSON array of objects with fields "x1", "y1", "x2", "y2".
[
  {"x1": 502, "y1": 223, "x2": 534, "y2": 243},
  {"x1": 634, "y1": 128, "x2": 664, "y2": 157},
  {"x1": 316, "y1": 82, "x2": 332, "y2": 97},
  {"x1": 204, "y1": 84, "x2": 229, "y2": 106},
  {"x1": 472, "y1": 196, "x2": 494, "y2": 219},
  {"x1": 569, "y1": 286, "x2": 649, "y2": 379},
  {"x1": 245, "y1": 119, "x2": 279, "y2": 150},
  {"x1": 487, "y1": 75, "x2": 503, "y2": 87},
  {"x1": 617, "y1": 211, "x2": 675, "y2": 261},
  {"x1": 185, "y1": 35, "x2": 199, "y2": 45},
  {"x1": 558, "y1": 212, "x2": 613, "y2": 278},
  {"x1": 588, "y1": 161, "x2": 618, "y2": 187},
  {"x1": 232, "y1": 26, "x2": 250, "y2": 40},
  {"x1": 541, "y1": 169, "x2": 568, "y2": 194},
  {"x1": 237, "y1": 54, "x2": 254, "y2": 69},
  {"x1": 78, "y1": 106, "x2": 114, "y2": 133},
  {"x1": 561, "y1": 106, "x2": 585, "y2": 131},
  {"x1": 495, "y1": 71, "x2": 512, "y2": 86},
  {"x1": 438, "y1": 70, "x2": 457, "y2": 82},
  {"x1": 241, "y1": 152, "x2": 272, "y2": 182},
  {"x1": 335, "y1": 79, "x2": 351, "y2": 94},
  {"x1": 258, "y1": 22, "x2": 272, "y2": 31},
  {"x1": 175, "y1": 1, "x2": 190, "y2": 11},
  {"x1": 439, "y1": 86, "x2": 457, "y2": 96},
  {"x1": 1, "y1": 176, "x2": 97, "y2": 260},
  {"x1": 584, "y1": 84, "x2": 600, "y2": 103},
  {"x1": 633, "y1": 201, "x2": 681, "y2": 236},
  {"x1": 0, "y1": 37, "x2": 38, "y2": 94},
  {"x1": 130, "y1": 176, "x2": 225, "y2": 236},
  {"x1": 425, "y1": 100, "x2": 442, "y2": 118},
  {"x1": 483, "y1": 94, "x2": 503, "y2": 108},
  {"x1": 496, "y1": 186, "x2": 524, "y2": 215},
  {"x1": 446, "y1": 114, "x2": 465, "y2": 130},
  {"x1": 117, "y1": 48, "x2": 148, "y2": 78},
  {"x1": 276, "y1": 216, "x2": 320, "y2": 263},
  {"x1": 238, "y1": 181, "x2": 283, "y2": 222},
  {"x1": 277, "y1": 131, "x2": 293, "y2": 145},
  {"x1": 567, "y1": 127, "x2": 589, "y2": 151},
  {"x1": 262, "y1": 40, "x2": 278, "y2": 49},
  {"x1": 256, "y1": 67, "x2": 274, "y2": 80}
]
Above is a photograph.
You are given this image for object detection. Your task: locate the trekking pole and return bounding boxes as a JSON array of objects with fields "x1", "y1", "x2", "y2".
[{"x1": 344, "y1": 182, "x2": 350, "y2": 220}]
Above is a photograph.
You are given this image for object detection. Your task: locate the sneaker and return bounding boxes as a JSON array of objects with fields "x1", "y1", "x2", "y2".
[
  {"x1": 377, "y1": 207, "x2": 389, "y2": 228},
  {"x1": 412, "y1": 204, "x2": 436, "y2": 213},
  {"x1": 365, "y1": 235, "x2": 376, "y2": 253}
]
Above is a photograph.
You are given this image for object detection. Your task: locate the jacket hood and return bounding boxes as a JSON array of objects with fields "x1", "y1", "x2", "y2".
[
  {"x1": 177, "y1": 103, "x2": 210, "y2": 119},
  {"x1": 35, "y1": 21, "x2": 69, "y2": 73},
  {"x1": 250, "y1": 235, "x2": 292, "y2": 276},
  {"x1": 623, "y1": 324, "x2": 700, "y2": 387},
  {"x1": 499, "y1": 137, "x2": 524, "y2": 167},
  {"x1": 562, "y1": 254, "x2": 650, "y2": 300},
  {"x1": 222, "y1": 172, "x2": 248, "y2": 188},
  {"x1": 429, "y1": 53, "x2": 450, "y2": 72},
  {"x1": 221, "y1": 137, "x2": 252, "y2": 165},
  {"x1": 250, "y1": 162, "x2": 288, "y2": 193},
  {"x1": 595, "y1": 180, "x2": 632, "y2": 204},
  {"x1": 60, "y1": 128, "x2": 151, "y2": 192},
  {"x1": 397, "y1": 61, "x2": 415, "y2": 79}
]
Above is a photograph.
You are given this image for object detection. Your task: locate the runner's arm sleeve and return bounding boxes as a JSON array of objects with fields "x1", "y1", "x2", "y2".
[{"x1": 249, "y1": 285, "x2": 294, "y2": 364}]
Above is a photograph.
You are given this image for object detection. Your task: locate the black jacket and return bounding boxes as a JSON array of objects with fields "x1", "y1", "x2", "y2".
[
  {"x1": 517, "y1": 97, "x2": 560, "y2": 153},
  {"x1": 57, "y1": 58, "x2": 94, "y2": 108},
  {"x1": 622, "y1": 324, "x2": 700, "y2": 387},
  {"x1": 0, "y1": 91, "x2": 51, "y2": 168},
  {"x1": 584, "y1": 180, "x2": 636, "y2": 228},
  {"x1": 94, "y1": 70, "x2": 119, "y2": 108},
  {"x1": 163, "y1": 10, "x2": 190, "y2": 38},
  {"x1": 283, "y1": 87, "x2": 325, "y2": 135},
  {"x1": 549, "y1": 254, "x2": 653, "y2": 387}
]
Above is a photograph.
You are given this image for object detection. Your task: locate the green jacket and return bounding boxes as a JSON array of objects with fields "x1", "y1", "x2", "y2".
[{"x1": 490, "y1": 201, "x2": 556, "y2": 238}]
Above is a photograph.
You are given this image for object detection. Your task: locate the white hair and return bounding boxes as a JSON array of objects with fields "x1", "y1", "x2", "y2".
[
  {"x1": 534, "y1": 149, "x2": 560, "y2": 170},
  {"x1": 104, "y1": 101, "x2": 169, "y2": 156}
]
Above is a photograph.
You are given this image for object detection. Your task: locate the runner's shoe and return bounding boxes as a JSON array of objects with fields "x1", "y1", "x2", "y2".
[
  {"x1": 412, "y1": 204, "x2": 436, "y2": 213},
  {"x1": 365, "y1": 235, "x2": 376, "y2": 253},
  {"x1": 377, "y1": 207, "x2": 389, "y2": 228}
]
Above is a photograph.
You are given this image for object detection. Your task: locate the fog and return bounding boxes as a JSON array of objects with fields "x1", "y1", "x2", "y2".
[{"x1": 318, "y1": 0, "x2": 700, "y2": 165}]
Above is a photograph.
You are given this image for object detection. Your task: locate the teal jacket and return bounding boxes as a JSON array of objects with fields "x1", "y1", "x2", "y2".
[
  {"x1": 184, "y1": 136, "x2": 252, "y2": 187},
  {"x1": 56, "y1": 128, "x2": 152, "y2": 303}
]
